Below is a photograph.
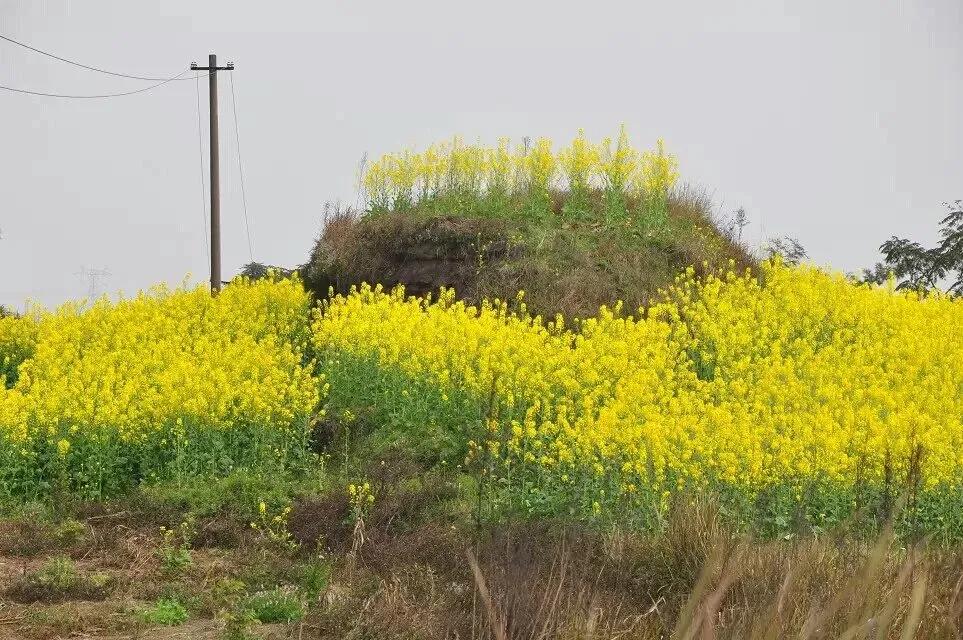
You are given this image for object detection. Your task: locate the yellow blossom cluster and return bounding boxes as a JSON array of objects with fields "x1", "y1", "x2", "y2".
[
  {"x1": 313, "y1": 264, "x2": 963, "y2": 530},
  {"x1": 648, "y1": 264, "x2": 963, "y2": 490},
  {"x1": 0, "y1": 314, "x2": 37, "y2": 388},
  {"x1": 361, "y1": 127, "x2": 679, "y2": 214},
  {"x1": 0, "y1": 277, "x2": 321, "y2": 497}
]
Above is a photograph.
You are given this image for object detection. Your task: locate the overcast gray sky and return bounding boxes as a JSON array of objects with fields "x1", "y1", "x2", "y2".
[{"x1": 1, "y1": 1, "x2": 960, "y2": 309}]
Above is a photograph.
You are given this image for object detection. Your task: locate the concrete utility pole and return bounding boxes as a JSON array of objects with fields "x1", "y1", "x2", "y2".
[{"x1": 191, "y1": 54, "x2": 234, "y2": 294}]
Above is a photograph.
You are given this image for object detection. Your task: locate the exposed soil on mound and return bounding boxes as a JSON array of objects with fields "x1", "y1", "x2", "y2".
[{"x1": 303, "y1": 214, "x2": 523, "y2": 303}]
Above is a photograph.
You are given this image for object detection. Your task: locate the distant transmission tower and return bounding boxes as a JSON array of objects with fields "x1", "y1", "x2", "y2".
[{"x1": 77, "y1": 267, "x2": 111, "y2": 298}]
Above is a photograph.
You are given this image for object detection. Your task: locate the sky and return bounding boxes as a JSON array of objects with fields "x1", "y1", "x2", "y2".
[{"x1": 0, "y1": 0, "x2": 960, "y2": 310}]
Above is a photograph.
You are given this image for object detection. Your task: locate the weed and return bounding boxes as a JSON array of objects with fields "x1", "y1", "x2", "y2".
[
  {"x1": 298, "y1": 557, "x2": 332, "y2": 601},
  {"x1": 0, "y1": 502, "x2": 56, "y2": 555},
  {"x1": 211, "y1": 577, "x2": 247, "y2": 608},
  {"x1": 157, "y1": 517, "x2": 195, "y2": 573},
  {"x1": 207, "y1": 577, "x2": 258, "y2": 640},
  {"x1": 306, "y1": 191, "x2": 754, "y2": 321},
  {"x1": 88, "y1": 570, "x2": 111, "y2": 589},
  {"x1": 51, "y1": 518, "x2": 87, "y2": 546},
  {"x1": 220, "y1": 605, "x2": 258, "y2": 640},
  {"x1": 19, "y1": 601, "x2": 133, "y2": 637},
  {"x1": 246, "y1": 586, "x2": 305, "y2": 623},
  {"x1": 250, "y1": 499, "x2": 297, "y2": 551},
  {"x1": 139, "y1": 596, "x2": 189, "y2": 625},
  {"x1": 35, "y1": 555, "x2": 80, "y2": 590},
  {"x1": 5, "y1": 554, "x2": 113, "y2": 603},
  {"x1": 142, "y1": 468, "x2": 312, "y2": 522}
]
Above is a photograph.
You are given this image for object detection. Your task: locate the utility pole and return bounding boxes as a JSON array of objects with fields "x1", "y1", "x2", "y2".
[
  {"x1": 77, "y1": 267, "x2": 111, "y2": 299},
  {"x1": 191, "y1": 54, "x2": 234, "y2": 294}
]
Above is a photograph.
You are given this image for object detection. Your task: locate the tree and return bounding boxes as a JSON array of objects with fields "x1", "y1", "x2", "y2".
[
  {"x1": 238, "y1": 262, "x2": 296, "y2": 281},
  {"x1": 763, "y1": 236, "x2": 808, "y2": 266},
  {"x1": 719, "y1": 207, "x2": 751, "y2": 244},
  {"x1": 865, "y1": 200, "x2": 963, "y2": 293}
]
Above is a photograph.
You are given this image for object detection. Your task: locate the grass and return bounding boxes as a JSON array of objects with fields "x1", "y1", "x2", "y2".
[
  {"x1": 35, "y1": 555, "x2": 83, "y2": 591},
  {"x1": 5, "y1": 554, "x2": 113, "y2": 604},
  {"x1": 0, "y1": 461, "x2": 959, "y2": 638}
]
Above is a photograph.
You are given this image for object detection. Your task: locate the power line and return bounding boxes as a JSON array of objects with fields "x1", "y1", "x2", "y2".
[
  {"x1": 229, "y1": 72, "x2": 254, "y2": 262},
  {"x1": 0, "y1": 32, "x2": 195, "y2": 82},
  {"x1": 195, "y1": 73, "x2": 210, "y2": 265},
  {"x1": 0, "y1": 69, "x2": 201, "y2": 99}
]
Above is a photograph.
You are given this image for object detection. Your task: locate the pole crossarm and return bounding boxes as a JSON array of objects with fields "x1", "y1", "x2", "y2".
[{"x1": 190, "y1": 62, "x2": 235, "y2": 71}]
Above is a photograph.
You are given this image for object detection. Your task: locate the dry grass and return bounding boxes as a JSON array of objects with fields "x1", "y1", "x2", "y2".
[
  {"x1": 306, "y1": 492, "x2": 963, "y2": 640},
  {"x1": 2, "y1": 465, "x2": 961, "y2": 639}
]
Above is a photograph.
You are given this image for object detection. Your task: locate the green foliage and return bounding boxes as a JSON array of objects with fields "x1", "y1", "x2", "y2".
[
  {"x1": 307, "y1": 190, "x2": 755, "y2": 322},
  {"x1": 322, "y1": 132, "x2": 755, "y2": 321},
  {"x1": 35, "y1": 555, "x2": 80, "y2": 590},
  {"x1": 157, "y1": 517, "x2": 195, "y2": 574},
  {"x1": 207, "y1": 577, "x2": 259, "y2": 640},
  {"x1": 245, "y1": 587, "x2": 305, "y2": 623},
  {"x1": 9, "y1": 554, "x2": 113, "y2": 601},
  {"x1": 298, "y1": 559, "x2": 331, "y2": 601},
  {"x1": 220, "y1": 605, "x2": 258, "y2": 640},
  {"x1": 51, "y1": 518, "x2": 88, "y2": 547},
  {"x1": 139, "y1": 596, "x2": 189, "y2": 626},
  {"x1": 362, "y1": 130, "x2": 679, "y2": 228},
  {"x1": 322, "y1": 352, "x2": 483, "y2": 466},
  {"x1": 211, "y1": 577, "x2": 248, "y2": 607},
  {"x1": 250, "y1": 499, "x2": 297, "y2": 551},
  {"x1": 141, "y1": 468, "x2": 316, "y2": 523},
  {"x1": 868, "y1": 199, "x2": 963, "y2": 293},
  {"x1": 237, "y1": 262, "x2": 297, "y2": 281}
]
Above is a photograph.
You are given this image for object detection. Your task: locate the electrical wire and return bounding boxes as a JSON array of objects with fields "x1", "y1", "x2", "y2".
[
  {"x1": 195, "y1": 73, "x2": 211, "y2": 266},
  {"x1": 0, "y1": 31, "x2": 223, "y2": 285},
  {"x1": 0, "y1": 32, "x2": 195, "y2": 82},
  {"x1": 229, "y1": 72, "x2": 255, "y2": 262},
  {"x1": 0, "y1": 68, "x2": 204, "y2": 98},
  {"x1": 0, "y1": 31, "x2": 226, "y2": 276}
]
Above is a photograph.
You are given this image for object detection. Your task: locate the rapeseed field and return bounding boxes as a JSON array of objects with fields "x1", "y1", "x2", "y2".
[
  {"x1": 314, "y1": 262, "x2": 963, "y2": 538},
  {"x1": 0, "y1": 277, "x2": 320, "y2": 499}
]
